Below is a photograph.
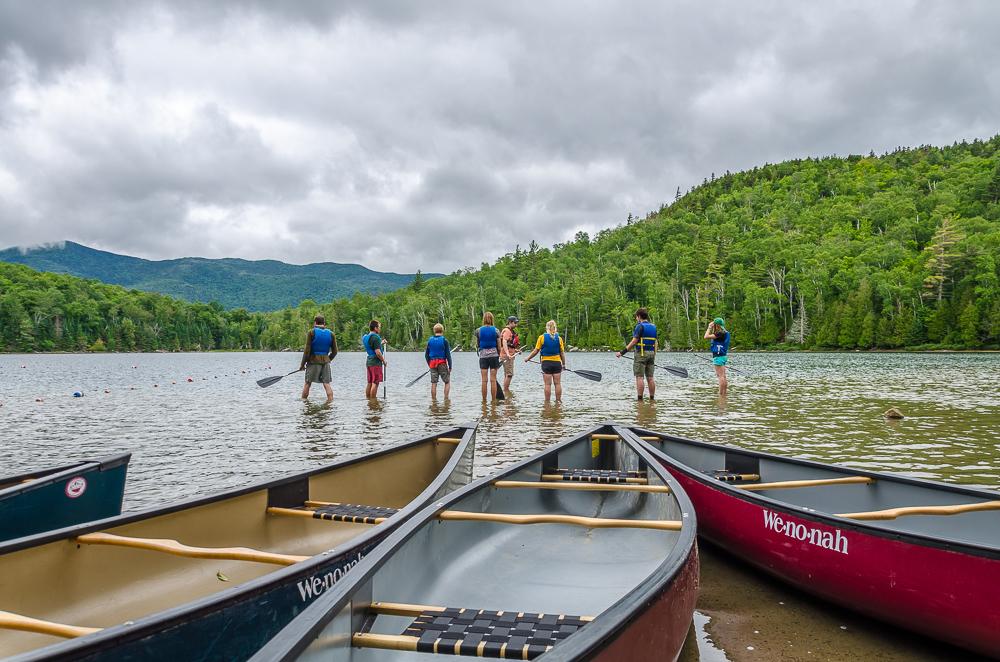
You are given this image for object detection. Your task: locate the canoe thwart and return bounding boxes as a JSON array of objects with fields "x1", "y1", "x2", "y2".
[
  {"x1": 590, "y1": 433, "x2": 620, "y2": 440},
  {"x1": 356, "y1": 605, "x2": 596, "y2": 659},
  {"x1": 436, "y1": 437, "x2": 462, "y2": 444},
  {"x1": 0, "y1": 610, "x2": 101, "y2": 639},
  {"x1": 493, "y1": 480, "x2": 669, "y2": 494},
  {"x1": 713, "y1": 470, "x2": 761, "y2": 483},
  {"x1": 738, "y1": 476, "x2": 875, "y2": 491},
  {"x1": 837, "y1": 500, "x2": 1000, "y2": 521},
  {"x1": 437, "y1": 510, "x2": 681, "y2": 531},
  {"x1": 75, "y1": 532, "x2": 308, "y2": 566},
  {"x1": 542, "y1": 469, "x2": 647, "y2": 485}
]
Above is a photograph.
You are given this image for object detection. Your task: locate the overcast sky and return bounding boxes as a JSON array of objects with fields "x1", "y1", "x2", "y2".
[{"x1": 1, "y1": 1, "x2": 998, "y2": 272}]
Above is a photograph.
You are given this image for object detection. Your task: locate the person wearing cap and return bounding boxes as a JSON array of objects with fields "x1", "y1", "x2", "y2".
[
  {"x1": 705, "y1": 317, "x2": 730, "y2": 394},
  {"x1": 499, "y1": 315, "x2": 521, "y2": 393},
  {"x1": 616, "y1": 307, "x2": 657, "y2": 400},
  {"x1": 300, "y1": 314, "x2": 337, "y2": 401}
]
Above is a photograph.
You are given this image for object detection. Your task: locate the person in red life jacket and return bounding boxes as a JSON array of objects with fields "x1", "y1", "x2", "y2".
[
  {"x1": 424, "y1": 323, "x2": 453, "y2": 400},
  {"x1": 362, "y1": 320, "x2": 387, "y2": 399},
  {"x1": 705, "y1": 317, "x2": 730, "y2": 395},
  {"x1": 300, "y1": 315, "x2": 338, "y2": 401},
  {"x1": 473, "y1": 312, "x2": 502, "y2": 401},
  {"x1": 524, "y1": 319, "x2": 566, "y2": 403},
  {"x1": 499, "y1": 315, "x2": 520, "y2": 394},
  {"x1": 616, "y1": 307, "x2": 657, "y2": 401}
]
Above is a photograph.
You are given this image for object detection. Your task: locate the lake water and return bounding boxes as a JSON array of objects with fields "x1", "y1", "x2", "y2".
[{"x1": 1, "y1": 351, "x2": 998, "y2": 660}]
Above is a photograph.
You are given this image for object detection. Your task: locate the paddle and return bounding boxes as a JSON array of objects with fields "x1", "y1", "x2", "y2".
[
  {"x1": 406, "y1": 346, "x2": 462, "y2": 387},
  {"x1": 381, "y1": 340, "x2": 388, "y2": 398},
  {"x1": 527, "y1": 359, "x2": 602, "y2": 382},
  {"x1": 619, "y1": 352, "x2": 689, "y2": 378},
  {"x1": 256, "y1": 368, "x2": 304, "y2": 388},
  {"x1": 691, "y1": 352, "x2": 747, "y2": 375}
]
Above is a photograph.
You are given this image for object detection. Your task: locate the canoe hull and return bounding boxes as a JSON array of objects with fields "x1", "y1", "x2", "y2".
[
  {"x1": 0, "y1": 454, "x2": 130, "y2": 543},
  {"x1": 659, "y1": 460, "x2": 1000, "y2": 658}
]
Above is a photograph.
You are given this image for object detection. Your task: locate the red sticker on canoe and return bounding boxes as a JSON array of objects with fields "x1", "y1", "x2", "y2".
[{"x1": 65, "y1": 476, "x2": 87, "y2": 498}]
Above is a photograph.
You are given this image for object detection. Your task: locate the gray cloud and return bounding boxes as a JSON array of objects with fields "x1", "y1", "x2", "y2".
[{"x1": 1, "y1": 1, "x2": 998, "y2": 272}]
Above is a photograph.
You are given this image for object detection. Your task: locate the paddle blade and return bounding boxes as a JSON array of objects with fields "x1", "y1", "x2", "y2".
[
  {"x1": 495, "y1": 380, "x2": 506, "y2": 400},
  {"x1": 663, "y1": 365, "x2": 689, "y2": 378},
  {"x1": 406, "y1": 371, "x2": 429, "y2": 388},
  {"x1": 256, "y1": 375, "x2": 285, "y2": 388},
  {"x1": 571, "y1": 369, "x2": 602, "y2": 382}
]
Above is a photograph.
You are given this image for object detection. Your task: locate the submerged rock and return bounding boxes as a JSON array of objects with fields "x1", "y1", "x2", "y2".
[{"x1": 883, "y1": 407, "x2": 905, "y2": 420}]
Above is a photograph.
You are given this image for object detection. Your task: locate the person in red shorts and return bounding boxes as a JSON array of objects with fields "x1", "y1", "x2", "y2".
[{"x1": 362, "y1": 320, "x2": 387, "y2": 399}]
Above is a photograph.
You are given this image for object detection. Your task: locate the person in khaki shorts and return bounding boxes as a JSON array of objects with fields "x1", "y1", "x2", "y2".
[
  {"x1": 300, "y1": 315, "x2": 338, "y2": 401},
  {"x1": 499, "y1": 315, "x2": 520, "y2": 393},
  {"x1": 424, "y1": 323, "x2": 453, "y2": 399},
  {"x1": 616, "y1": 307, "x2": 657, "y2": 400}
]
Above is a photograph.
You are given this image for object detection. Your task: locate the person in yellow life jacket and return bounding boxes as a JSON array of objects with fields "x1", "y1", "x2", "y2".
[
  {"x1": 616, "y1": 307, "x2": 657, "y2": 400},
  {"x1": 524, "y1": 319, "x2": 566, "y2": 402},
  {"x1": 300, "y1": 314, "x2": 337, "y2": 401}
]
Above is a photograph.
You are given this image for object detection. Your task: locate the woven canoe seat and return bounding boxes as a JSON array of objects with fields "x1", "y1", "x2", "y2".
[
  {"x1": 401, "y1": 607, "x2": 590, "y2": 659},
  {"x1": 307, "y1": 503, "x2": 398, "y2": 524},
  {"x1": 712, "y1": 470, "x2": 760, "y2": 483},
  {"x1": 550, "y1": 469, "x2": 646, "y2": 484}
]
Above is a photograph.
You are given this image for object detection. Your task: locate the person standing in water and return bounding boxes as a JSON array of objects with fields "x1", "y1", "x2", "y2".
[
  {"x1": 424, "y1": 323, "x2": 453, "y2": 400},
  {"x1": 499, "y1": 315, "x2": 520, "y2": 394},
  {"x1": 362, "y1": 320, "x2": 387, "y2": 399},
  {"x1": 616, "y1": 307, "x2": 657, "y2": 400},
  {"x1": 473, "y1": 312, "x2": 502, "y2": 401},
  {"x1": 300, "y1": 315, "x2": 337, "y2": 401},
  {"x1": 705, "y1": 317, "x2": 730, "y2": 395},
  {"x1": 524, "y1": 319, "x2": 566, "y2": 402}
]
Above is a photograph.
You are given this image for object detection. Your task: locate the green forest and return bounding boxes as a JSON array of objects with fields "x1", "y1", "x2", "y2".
[{"x1": 2, "y1": 136, "x2": 999, "y2": 353}]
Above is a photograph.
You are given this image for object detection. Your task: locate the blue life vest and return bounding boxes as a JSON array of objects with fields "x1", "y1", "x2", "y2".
[
  {"x1": 311, "y1": 327, "x2": 333, "y2": 354},
  {"x1": 710, "y1": 330, "x2": 731, "y2": 357},
  {"x1": 362, "y1": 332, "x2": 381, "y2": 358},
  {"x1": 427, "y1": 335, "x2": 448, "y2": 360},
  {"x1": 541, "y1": 333, "x2": 562, "y2": 358},
  {"x1": 634, "y1": 321, "x2": 657, "y2": 354},
  {"x1": 478, "y1": 326, "x2": 498, "y2": 350}
]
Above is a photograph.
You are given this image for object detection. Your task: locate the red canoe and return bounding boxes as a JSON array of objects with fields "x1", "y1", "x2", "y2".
[{"x1": 628, "y1": 426, "x2": 1000, "y2": 658}]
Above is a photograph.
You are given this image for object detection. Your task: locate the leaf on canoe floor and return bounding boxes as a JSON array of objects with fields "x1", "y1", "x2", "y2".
[{"x1": 217, "y1": 571, "x2": 230, "y2": 582}]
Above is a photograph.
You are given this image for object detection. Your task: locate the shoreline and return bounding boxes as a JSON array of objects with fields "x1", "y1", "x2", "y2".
[{"x1": 2, "y1": 348, "x2": 998, "y2": 356}]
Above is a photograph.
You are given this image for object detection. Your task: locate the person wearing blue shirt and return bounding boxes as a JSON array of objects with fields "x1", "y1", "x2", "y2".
[
  {"x1": 705, "y1": 317, "x2": 731, "y2": 395},
  {"x1": 300, "y1": 315, "x2": 337, "y2": 401}
]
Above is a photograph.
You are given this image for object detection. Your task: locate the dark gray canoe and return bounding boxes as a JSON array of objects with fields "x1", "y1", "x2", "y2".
[
  {"x1": 250, "y1": 423, "x2": 699, "y2": 662},
  {"x1": 0, "y1": 454, "x2": 130, "y2": 542}
]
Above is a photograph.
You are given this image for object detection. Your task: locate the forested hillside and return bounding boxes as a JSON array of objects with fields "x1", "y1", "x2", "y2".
[
  {"x1": 2, "y1": 137, "x2": 998, "y2": 353},
  {"x1": 283, "y1": 136, "x2": 1000, "y2": 351}
]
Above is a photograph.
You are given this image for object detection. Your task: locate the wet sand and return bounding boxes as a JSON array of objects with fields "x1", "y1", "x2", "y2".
[{"x1": 679, "y1": 542, "x2": 987, "y2": 661}]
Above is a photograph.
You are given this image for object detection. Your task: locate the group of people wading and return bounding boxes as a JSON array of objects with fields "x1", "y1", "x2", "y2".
[{"x1": 298, "y1": 308, "x2": 731, "y2": 402}]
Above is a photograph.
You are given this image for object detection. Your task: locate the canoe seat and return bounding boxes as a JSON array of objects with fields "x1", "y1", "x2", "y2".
[
  {"x1": 355, "y1": 603, "x2": 593, "y2": 659},
  {"x1": 545, "y1": 469, "x2": 646, "y2": 484},
  {"x1": 713, "y1": 470, "x2": 761, "y2": 483},
  {"x1": 308, "y1": 502, "x2": 398, "y2": 524}
]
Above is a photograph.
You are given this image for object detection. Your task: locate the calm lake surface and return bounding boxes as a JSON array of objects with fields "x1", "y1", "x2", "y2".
[{"x1": 1, "y1": 351, "x2": 998, "y2": 660}]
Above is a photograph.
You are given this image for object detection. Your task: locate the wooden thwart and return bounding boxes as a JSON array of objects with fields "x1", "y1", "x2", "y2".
[
  {"x1": 494, "y1": 480, "x2": 669, "y2": 494},
  {"x1": 541, "y1": 474, "x2": 648, "y2": 485},
  {"x1": 436, "y1": 437, "x2": 462, "y2": 444},
  {"x1": 738, "y1": 476, "x2": 874, "y2": 491},
  {"x1": 75, "y1": 532, "x2": 308, "y2": 566},
  {"x1": 437, "y1": 510, "x2": 681, "y2": 531},
  {"x1": 0, "y1": 611, "x2": 100, "y2": 639},
  {"x1": 589, "y1": 433, "x2": 659, "y2": 442},
  {"x1": 838, "y1": 500, "x2": 1000, "y2": 521}
]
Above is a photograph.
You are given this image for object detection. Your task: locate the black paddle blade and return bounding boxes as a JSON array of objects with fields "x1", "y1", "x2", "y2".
[
  {"x1": 495, "y1": 380, "x2": 506, "y2": 400},
  {"x1": 662, "y1": 365, "x2": 689, "y2": 378},
  {"x1": 256, "y1": 375, "x2": 285, "y2": 388},
  {"x1": 571, "y1": 369, "x2": 602, "y2": 382},
  {"x1": 406, "y1": 371, "x2": 429, "y2": 388}
]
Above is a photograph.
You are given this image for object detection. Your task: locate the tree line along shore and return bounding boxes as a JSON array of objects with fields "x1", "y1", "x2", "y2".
[{"x1": 2, "y1": 136, "x2": 998, "y2": 354}]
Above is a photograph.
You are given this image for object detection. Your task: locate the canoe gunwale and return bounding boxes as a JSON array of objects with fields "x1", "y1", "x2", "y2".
[
  {"x1": 630, "y1": 425, "x2": 1000, "y2": 560},
  {"x1": 1, "y1": 424, "x2": 477, "y2": 661},
  {"x1": 249, "y1": 421, "x2": 699, "y2": 662},
  {"x1": 0, "y1": 453, "x2": 132, "y2": 501}
]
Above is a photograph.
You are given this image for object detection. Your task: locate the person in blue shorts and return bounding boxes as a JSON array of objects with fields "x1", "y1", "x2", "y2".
[{"x1": 704, "y1": 317, "x2": 730, "y2": 395}]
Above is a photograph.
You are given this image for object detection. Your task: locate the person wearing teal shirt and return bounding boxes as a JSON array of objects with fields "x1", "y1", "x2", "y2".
[
  {"x1": 362, "y1": 320, "x2": 387, "y2": 399},
  {"x1": 705, "y1": 317, "x2": 730, "y2": 395}
]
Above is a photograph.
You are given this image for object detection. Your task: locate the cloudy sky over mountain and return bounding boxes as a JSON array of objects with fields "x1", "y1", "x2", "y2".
[{"x1": 1, "y1": 1, "x2": 998, "y2": 271}]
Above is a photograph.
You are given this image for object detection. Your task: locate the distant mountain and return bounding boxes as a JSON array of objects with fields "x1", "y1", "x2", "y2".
[{"x1": 0, "y1": 241, "x2": 438, "y2": 311}]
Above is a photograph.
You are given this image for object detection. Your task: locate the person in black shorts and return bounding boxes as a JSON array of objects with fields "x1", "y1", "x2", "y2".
[
  {"x1": 473, "y1": 312, "x2": 501, "y2": 401},
  {"x1": 524, "y1": 319, "x2": 566, "y2": 402}
]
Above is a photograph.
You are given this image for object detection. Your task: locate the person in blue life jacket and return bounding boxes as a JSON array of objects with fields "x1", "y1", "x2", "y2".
[
  {"x1": 524, "y1": 320, "x2": 567, "y2": 403},
  {"x1": 473, "y1": 312, "x2": 502, "y2": 401},
  {"x1": 616, "y1": 307, "x2": 657, "y2": 401},
  {"x1": 424, "y1": 323, "x2": 453, "y2": 400},
  {"x1": 300, "y1": 315, "x2": 338, "y2": 401},
  {"x1": 362, "y1": 320, "x2": 387, "y2": 399},
  {"x1": 705, "y1": 317, "x2": 730, "y2": 395}
]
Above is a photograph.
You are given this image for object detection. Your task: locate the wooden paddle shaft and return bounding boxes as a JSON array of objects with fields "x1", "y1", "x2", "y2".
[
  {"x1": 437, "y1": 510, "x2": 681, "y2": 531},
  {"x1": 738, "y1": 476, "x2": 874, "y2": 491},
  {"x1": 838, "y1": 499, "x2": 1000, "y2": 521},
  {"x1": 76, "y1": 532, "x2": 308, "y2": 566},
  {"x1": 0, "y1": 611, "x2": 100, "y2": 638},
  {"x1": 494, "y1": 480, "x2": 670, "y2": 494}
]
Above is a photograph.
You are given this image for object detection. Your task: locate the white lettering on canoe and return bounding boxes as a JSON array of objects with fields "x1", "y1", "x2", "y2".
[
  {"x1": 296, "y1": 552, "x2": 364, "y2": 602},
  {"x1": 762, "y1": 510, "x2": 847, "y2": 554}
]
